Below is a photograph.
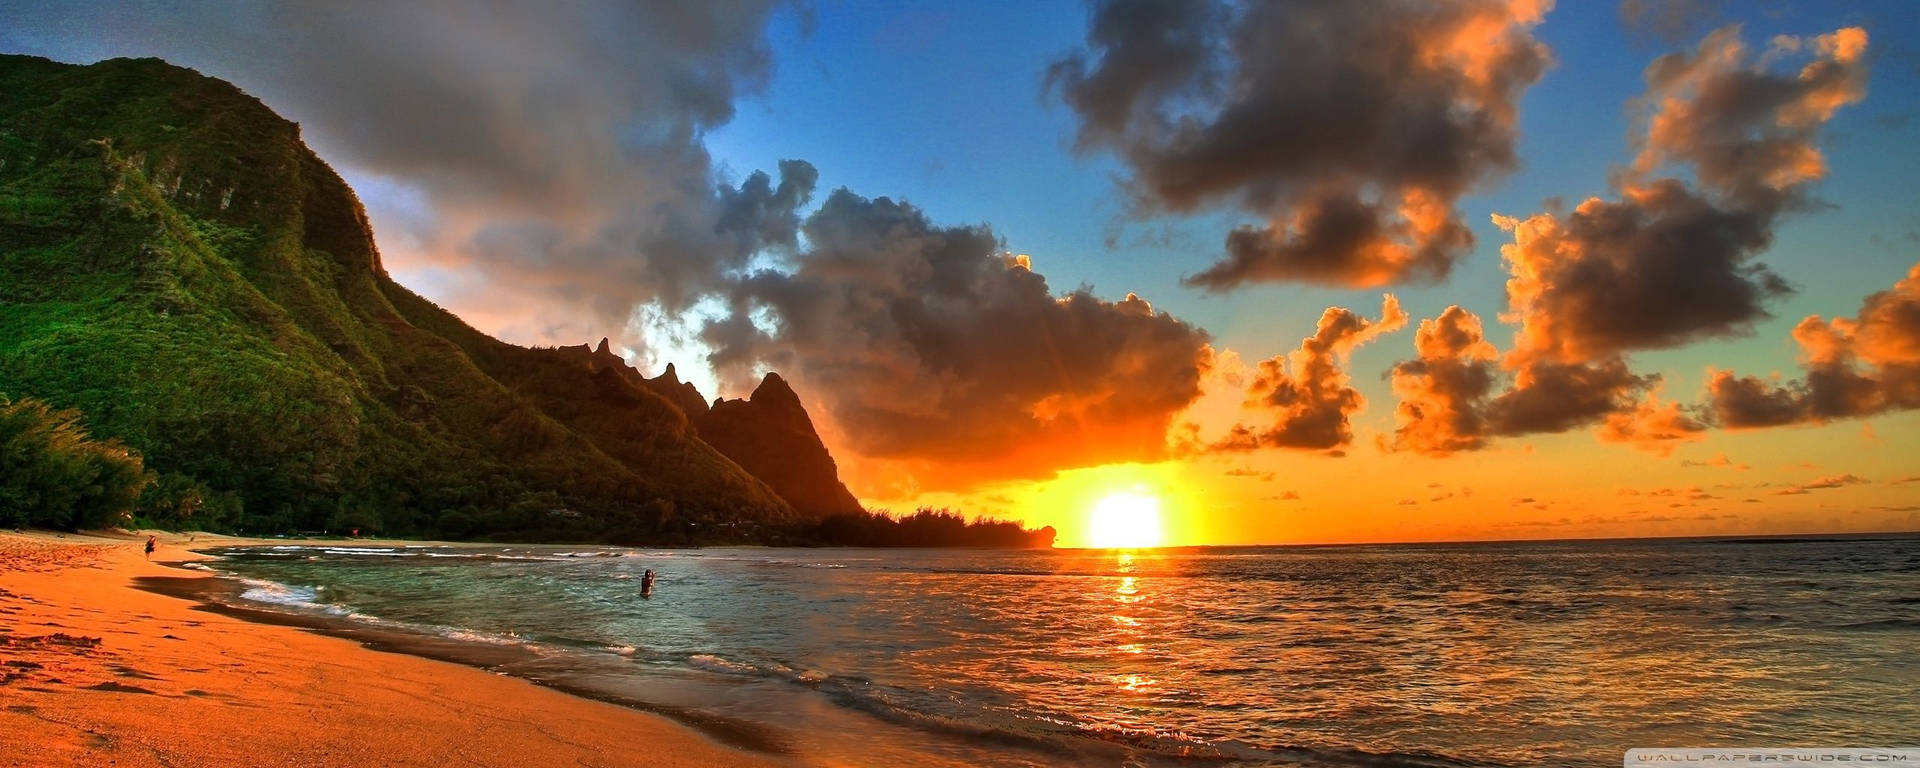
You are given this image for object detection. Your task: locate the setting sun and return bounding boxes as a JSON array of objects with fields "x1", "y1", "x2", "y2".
[{"x1": 1087, "y1": 491, "x2": 1164, "y2": 549}]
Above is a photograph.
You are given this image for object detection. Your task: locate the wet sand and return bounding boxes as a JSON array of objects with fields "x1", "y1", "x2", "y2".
[{"x1": 0, "y1": 530, "x2": 786, "y2": 767}]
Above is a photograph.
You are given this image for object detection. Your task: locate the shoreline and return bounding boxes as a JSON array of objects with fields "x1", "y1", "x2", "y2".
[
  {"x1": 130, "y1": 569, "x2": 792, "y2": 755},
  {"x1": 0, "y1": 529, "x2": 788, "y2": 767}
]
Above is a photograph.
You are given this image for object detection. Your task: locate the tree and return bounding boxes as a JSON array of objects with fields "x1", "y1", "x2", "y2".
[{"x1": 0, "y1": 395, "x2": 147, "y2": 530}]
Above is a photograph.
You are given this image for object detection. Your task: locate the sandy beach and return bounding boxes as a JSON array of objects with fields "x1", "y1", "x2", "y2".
[{"x1": 0, "y1": 530, "x2": 785, "y2": 767}]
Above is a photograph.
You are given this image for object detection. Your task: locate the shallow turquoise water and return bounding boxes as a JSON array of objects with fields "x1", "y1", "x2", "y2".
[{"x1": 201, "y1": 537, "x2": 1920, "y2": 767}]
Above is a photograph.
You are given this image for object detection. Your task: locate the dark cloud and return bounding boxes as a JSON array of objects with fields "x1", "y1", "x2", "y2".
[
  {"x1": 1709, "y1": 261, "x2": 1920, "y2": 427},
  {"x1": 2, "y1": 0, "x2": 808, "y2": 347},
  {"x1": 703, "y1": 190, "x2": 1213, "y2": 491},
  {"x1": 1215, "y1": 296, "x2": 1406, "y2": 451},
  {"x1": 1485, "y1": 359, "x2": 1649, "y2": 435},
  {"x1": 1634, "y1": 27, "x2": 1869, "y2": 209},
  {"x1": 1048, "y1": 0, "x2": 1551, "y2": 288},
  {"x1": 1494, "y1": 184, "x2": 1793, "y2": 362}
]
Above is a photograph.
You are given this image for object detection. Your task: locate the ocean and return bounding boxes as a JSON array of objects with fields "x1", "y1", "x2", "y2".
[{"x1": 173, "y1": 537, "x2": 1919, "y2": 767}]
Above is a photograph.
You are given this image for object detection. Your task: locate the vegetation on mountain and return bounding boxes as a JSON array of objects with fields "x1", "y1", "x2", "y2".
[{"x1": 0, "y1": 394, "x2": 146, "y2": 530}]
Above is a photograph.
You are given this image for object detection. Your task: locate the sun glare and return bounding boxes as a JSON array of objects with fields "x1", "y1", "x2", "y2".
[{"x1": 1087, "y1": 491, "x2": 1164, "y2": 549}]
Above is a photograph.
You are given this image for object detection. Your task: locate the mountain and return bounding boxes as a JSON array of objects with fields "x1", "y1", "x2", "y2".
[
  {"x1": 695, "y1": 373, "x2": 864, "y2": 518},
  {"x1": 0, "y1": 54, "x2": 861, "y2": 541},
  {"x1": 548, "y1": 339, "x2": 862, "y2": 517}
]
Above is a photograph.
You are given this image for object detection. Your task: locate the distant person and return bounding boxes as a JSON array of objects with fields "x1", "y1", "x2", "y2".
[
  {"x1": 144, "y1": 535, "x2": 156, "y2": 560},
  {"x1": 641, "y1": 569, "x2": 656, "y2": 598}
]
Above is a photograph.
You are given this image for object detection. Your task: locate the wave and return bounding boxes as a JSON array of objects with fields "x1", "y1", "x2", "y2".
[
  {"x1": 209, "y1": 567, "x2": 552, "y2": 654},
  {"x1": 231, "y1": 576, "x2": 346, "y2": 615},
  {"x1": 687, "y1": 653, "x2": 760, "y2": 675}
]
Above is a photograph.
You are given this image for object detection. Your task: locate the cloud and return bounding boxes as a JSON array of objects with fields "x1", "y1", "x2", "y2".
[
  {"x1": 1048, "y1": 0, "x2": 1553, "y2": 288},
  {"x1": 1386, "y1": 308, "x2": 1667, "y2": 453},
  {"x1": 1709, "y1": 261, "x2": 1920, "y2": 427},
  {"x1": 1772, "y1": 474, "x2": 1869, "y2": 495},
  {"x1": 1386, "y1": 306, "x2": 1499, "y2": 454},
  {"x1": 1486, "y1": 358, "x2": 1650, "y2": 435},
  {"x1": 1495, "y1": 26, "x2": 1865, "y2": 365},
  {"x1": 1622, "y1": 486, "x2": 1718, "y2": 502},
  {"x1": 703, "y1": 190, "x2": 1213, "y2": 492},
  {"x1": 1680, "y1": 453, "x2": 1750, "y2": 470},
  {"x1": 1492, "y1": 189, "x2": 1792, "y2": 364},
  {"x1": 2, "y1": 1, "x2": 810, "y2": 350},
  {"x1": 1597, "y1": 388, "x2": 1708, "y2": 455},
  {"x1": 1619, "y1": 0, "x2": 1726, "y2": 43},
  {"x1": 1215, "y1": 296, "x2": 1406, "y2": 451},
  {"x1": 1388, "y1": 24, "x2": 1868, "y2": 455}
]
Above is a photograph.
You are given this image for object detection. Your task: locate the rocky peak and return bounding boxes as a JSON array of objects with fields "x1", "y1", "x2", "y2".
[
  {"x1": 696, "y1": 371, "x2": 861, "y2": 519},
  {"x1": 750, "y1": 372, "x2": 801, "y2": 408},
  {"x1": 645, "y1": 363, "x2": 709, "y2": 418}
]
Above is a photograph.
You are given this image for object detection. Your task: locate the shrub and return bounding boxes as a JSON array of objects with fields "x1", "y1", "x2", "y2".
[{"x1": 0, "y1": 394, "x2": 147, "y2": 530}]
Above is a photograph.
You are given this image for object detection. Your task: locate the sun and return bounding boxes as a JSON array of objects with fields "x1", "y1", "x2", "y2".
[{"x1": 1087, "y1": 491, "x2": 1164, "y2": 549}]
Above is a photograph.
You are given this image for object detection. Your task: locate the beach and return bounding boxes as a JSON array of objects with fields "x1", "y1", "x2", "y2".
[{"x1": 0, "y1": 530, "x2": 782, "y2": 768}]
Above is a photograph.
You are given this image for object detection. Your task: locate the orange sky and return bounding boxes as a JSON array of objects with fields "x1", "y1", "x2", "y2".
[{"x1": 850, "y1": 408, "x2": 1920, "y2": 548}]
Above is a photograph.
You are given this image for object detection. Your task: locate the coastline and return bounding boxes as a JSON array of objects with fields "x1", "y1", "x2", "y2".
[{"x1": 0, "y1": 529, "x2": 787, "y2": 767}]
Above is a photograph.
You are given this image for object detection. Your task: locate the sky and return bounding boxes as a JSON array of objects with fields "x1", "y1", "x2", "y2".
[{"x1": 4, "y1": 0, "x2": 1918, "y2": 546}]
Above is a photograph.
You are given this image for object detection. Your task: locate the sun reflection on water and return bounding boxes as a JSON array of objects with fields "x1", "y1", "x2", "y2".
[{"x1": 1108, "y1": 550, "x2": 1159, "y2": 695}]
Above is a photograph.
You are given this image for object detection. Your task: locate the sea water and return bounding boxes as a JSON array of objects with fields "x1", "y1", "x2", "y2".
[{"x1": 195, "y1": 537, "x2": 1919, "y2": 767}]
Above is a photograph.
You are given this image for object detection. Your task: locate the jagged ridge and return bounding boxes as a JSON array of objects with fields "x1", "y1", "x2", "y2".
[{"x1": 551, "y1": 339, "x2": 863, "y2": 518}]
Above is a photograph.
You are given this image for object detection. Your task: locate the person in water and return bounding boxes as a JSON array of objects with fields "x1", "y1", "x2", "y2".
[
  {"x1": 640, "y1": 569, "x2": 656, "y2": 597},
  {"x1": 144, "y1": 535, "x2": 156, "y2": 560}
]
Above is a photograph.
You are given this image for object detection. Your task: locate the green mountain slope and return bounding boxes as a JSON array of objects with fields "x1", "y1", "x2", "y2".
[{"x1": 0, "y1": 54, "x2": 798, "y2": 540}]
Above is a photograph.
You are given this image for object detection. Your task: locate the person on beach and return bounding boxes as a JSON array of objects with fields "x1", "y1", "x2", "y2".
[
  {"x1": 144, "y1": 535, "x2": 156, "y2": 560},
  {"x1": 641, "y1": 569, "x2": 656, "y2": 597}
]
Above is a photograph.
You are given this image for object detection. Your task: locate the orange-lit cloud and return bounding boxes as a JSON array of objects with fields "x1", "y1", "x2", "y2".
[
  {"x1": 1709, "y1": 260, "x2": 1920, "y2": 427},
  {"x1": 1049, "y1": 0, "x2": 1552, "y2": 288},
  {"x1": 1386, "y1": 308, "x2": 1669, "y2": 454},
  {"x1": 1599, "y1": 389, "x2": 1709, "y2": 456},
  {"x1": 1387, "y1": 306, "x2": 1499, "y2": 454},
  {"x1": 1498, "y1": 25, "x2": 1866, "y2": 365},
  {"x1": 1388, "y1": 24, "x2": 1869, "y2": 455},
  {"x1": 1215, "y1": 295, "x2": 1406, "y2": 451}
]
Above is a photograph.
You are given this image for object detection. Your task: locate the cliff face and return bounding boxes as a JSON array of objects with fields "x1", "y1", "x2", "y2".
[
  {"x1": 695, "y1": 373, "x2": 864, "y2": 518},
  {"x1": 550, "y1": 340, "x2": 863, "y2": 519},
  {"x1": 0, "y1": 54, "x2": 794, "y2": 539}
]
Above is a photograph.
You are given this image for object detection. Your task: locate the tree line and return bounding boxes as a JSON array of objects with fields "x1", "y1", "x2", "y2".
[{"x1": 0, "y1": 393, "x2": 1056, "y2": 549}]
